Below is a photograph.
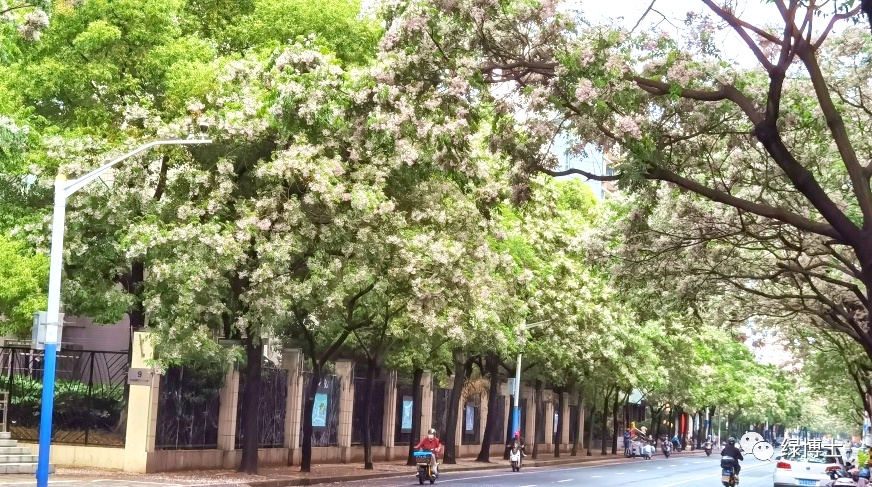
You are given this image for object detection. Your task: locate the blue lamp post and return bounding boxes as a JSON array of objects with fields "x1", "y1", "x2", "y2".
[
  {"x1": 510, "y1": 320, "x2": 550, "y2": 440},
  {"x1": 36, "y1": 139, "x2": 211, "y2": 487}
]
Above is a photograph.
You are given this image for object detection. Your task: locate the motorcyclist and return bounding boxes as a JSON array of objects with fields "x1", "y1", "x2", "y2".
[
  {"x1": 508, "y1": 431, "x2": 526, "y2": 458},
  {"x1": 721, "y1": 437, "x2": 744, "y2": 482},
  {"x1": 415, "y1": 428, "x2": 443, "y2": 477}
]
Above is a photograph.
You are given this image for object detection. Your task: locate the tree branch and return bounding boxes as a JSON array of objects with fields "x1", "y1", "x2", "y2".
[
  {"x1": 541, "y1": 166, "x2": 621, "y2": 181},
  {"x1": 702, "y1": 0, "x2": 777, "y2": 70},
  {"x1": 814, "y1": 4, "x2": 862, "y2": 49},
  {"x1": 646, "y1": 166, "x2": 840, "y2": 239}
]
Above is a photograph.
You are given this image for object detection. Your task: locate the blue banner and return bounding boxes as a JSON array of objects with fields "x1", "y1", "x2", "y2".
[
  {"x1": 313, "y1": 392, "x2": 328, "y2": 428},
  {"x1": 402, "y1": 396, "x2": 413, "y2": 432}
]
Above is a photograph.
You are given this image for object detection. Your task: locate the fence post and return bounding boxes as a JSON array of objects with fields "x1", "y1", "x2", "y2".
[
  {"x1": 523, "y1": 385, "x2": 534, "y2": 442},
  {"x1": 544, "y1": 390, "x2": 554, "y2": 451},
  {"x1": 383, "y1": 371, "x2": 397, "y2": 460},
  {"x1": 420, "y1": 370, "x2": 433, "y2": 439},
  {"x1": 561, "y1": 392, "x2": 570, "y2": 451},
  {"x1": 123, "y1": 331, "x2": 159, "y2": 473},
  {"x1": 217, "y1": 365, "x2": 239, "y2": 466},
  {"x1": 283, "y1": 349, "x2": 302, "y2": 465},
  {"x1": 335, "y1": 359, "x2": 354, "y2": 463},
  {"x1": 479, "y1": 383, "x2": 489, "y2": 447}
]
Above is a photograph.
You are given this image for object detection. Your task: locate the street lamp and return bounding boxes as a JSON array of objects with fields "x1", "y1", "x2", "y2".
[
  {"x1": 36, "y1": 139, "x2": 211, "y2": 487},
  {"x1": 511, "y1": 320, "x2": 550, "y2": 440}
]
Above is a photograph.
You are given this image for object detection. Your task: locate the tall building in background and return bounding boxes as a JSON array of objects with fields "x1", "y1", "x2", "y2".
[{"x1": 551, "y1": 135, "x2": 617, "y2": 199}]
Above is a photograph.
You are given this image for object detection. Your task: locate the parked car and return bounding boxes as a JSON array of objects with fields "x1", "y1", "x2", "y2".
[{"x1": 774, "y1": 447, "x2": 845, "y2": 487}]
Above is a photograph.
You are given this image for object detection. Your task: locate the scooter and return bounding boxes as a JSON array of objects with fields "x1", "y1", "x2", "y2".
[
  {"x1": 704, "y1": 440, "x2": 713, "y2": 456},
  {"x1": 630, "y1": 439, "x2": 642, "y2": 458},
  {"x1": 821, "y1": 466, "x2": 857, "y2": 486},
  {"x1": 510, "y1": 446, "x2": 522, "y2": 471},
  {"x1": 413, "y1": 450, "x2": 437, "y2": 485},
  {"x1": 661, "y1": 440, "x2": 672, "y2": 458},
  {"x1": 720, "y1": 456, "x2": 737, "y2": 487}
]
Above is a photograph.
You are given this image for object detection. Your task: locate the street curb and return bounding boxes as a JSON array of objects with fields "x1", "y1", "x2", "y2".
[{"x1": 200, "y1": 451, "x2": 710, "y2": 487}]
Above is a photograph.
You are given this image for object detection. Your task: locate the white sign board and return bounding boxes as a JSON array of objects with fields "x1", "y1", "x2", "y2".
[
  {"x1": 127, "y1": 368, "x2": 154, "y2": 386},
  {"x1": 508, "y1": 378, "x2": 516, "y2": 397}
]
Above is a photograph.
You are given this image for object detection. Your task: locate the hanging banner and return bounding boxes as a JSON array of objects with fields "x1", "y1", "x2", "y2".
[
  {"x1": 313, "y1": 392, "x2": 328, "y2": 428},
  {"x1": 401, "y1": 396, "x2": 414, "y2": 432},
  {"x1": 465, "y1": 403, "x2": 475, "y2": 433}
]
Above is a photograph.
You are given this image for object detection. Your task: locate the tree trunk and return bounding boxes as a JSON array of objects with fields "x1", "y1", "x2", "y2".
[
  {"x1": 442, "y1": 351, "x2": 465, "y2": 464},
  {"x1": 239, "y1": 336, "x2": 263, "y2": 474},
  {"x1": 407, "y1": 368, "x2": 424, "y2": 466},
  {"x1": 503, "y1": 397, "x2": 512, "y2": 461},
  {"x1": 571, "y1": 391, "x2": 583, "y2": 456},
  {"x1": 532, "y1": 380, "x2": 543, "y2": 459},
  {"x1": 300, "y1": 359, "x2": 322, "y2": 472},
  {"x1": 476, "y1": 354, "x2": 500, "y2": 462},
  {"x1": 586, "y1": 402, "x2": 597, "y2": 456},
  {"x1": 600, "y1": 390, "x2": 609, "y2": 455},
  {"x1": 554, "y1": 389, "x2": 564, "y2": 458},
  {"x1": 362, "y1": 358, "x2": 378, "y2": 469},
  {"x1": 650, "y1": 405, "x2": 659, "y2": 440},
  {"x1": 610, "y1": 391, "x2": 621, "y2": 455}
]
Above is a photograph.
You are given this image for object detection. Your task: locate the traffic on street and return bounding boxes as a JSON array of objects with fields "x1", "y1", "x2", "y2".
[{"x1": 319, "y1": 456, "x2": 775, "y2": 487}]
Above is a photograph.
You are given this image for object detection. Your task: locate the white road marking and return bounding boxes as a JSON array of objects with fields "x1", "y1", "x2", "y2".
[
  {"x1": 557, "y1": 480, "x2": 573, "y2": 483},
  {"x1": 519, "y1": 485, "x2": 537, "y2": 487},
  {"x1": 592, "y1": 475, "x2": 602, "y2": 478},
  {"x1": 655, "y1": 461, "x2": 771, "y2": 487}
]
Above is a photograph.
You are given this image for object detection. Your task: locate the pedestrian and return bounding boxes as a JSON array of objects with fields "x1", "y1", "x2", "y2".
[{"x1": 623, "y1": 428, "x2": 632, "y2": 456}]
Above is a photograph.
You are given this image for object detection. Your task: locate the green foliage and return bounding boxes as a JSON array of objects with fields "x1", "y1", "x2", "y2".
[
  {"x1": 0, "y1": 234, "x2": 48, "y2": 336},
  {"x1": 9, "y1": 375, "x2": 125, "y2": 430}
]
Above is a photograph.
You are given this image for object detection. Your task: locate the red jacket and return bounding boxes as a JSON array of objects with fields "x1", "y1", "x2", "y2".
[{"x1": 415, "y1": 437, "x2": 443, "y2": 456}]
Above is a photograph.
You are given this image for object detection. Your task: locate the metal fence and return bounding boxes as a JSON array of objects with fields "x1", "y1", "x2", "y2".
[
  {"x1": 155, "y1": 365, "x2": 222, "y2": 450},
  {"x1": 535, "y1": 401, "x2": 546, "y2": 443},
  {"x1": 488, "y1": 394, "x2": 505, "y2": 443},
  {"x1": 431, "y1": 388, "x2": 452, "y2": 439},
  {"x1": 235, "y1": 363, "x2": 288, "y2": 449},
  {"x1": 568, "y1": 405, "x2": 579, "y2": 443},
  {"x1": 300, "y1": 372, "x2": 340, "y2": 447},
  {"x1": 351, "y1": 377, "x2": 385, "y2": 446},
  {"x1": 394, "y1": 382, "x2": 420, "y2": 445},
  {"x1": 461, "y1": 396, "x2": 481, "y2": 445},
  {"x1": 0, "y1": 347, "x2": 129, "y2": 446}
]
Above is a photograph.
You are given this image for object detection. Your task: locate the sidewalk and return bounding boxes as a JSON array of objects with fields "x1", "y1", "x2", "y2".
[{"x1": 5, "y1": 449, "x2": 708, "y2": 487}]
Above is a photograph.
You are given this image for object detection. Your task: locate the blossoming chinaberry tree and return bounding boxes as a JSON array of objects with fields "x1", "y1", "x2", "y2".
[
  {"x1": 2, "y1": 0, "x2": 380, "y2": 475},
  {"x1": 381, "y1": 0, "x2": 872, "y2": 382}
]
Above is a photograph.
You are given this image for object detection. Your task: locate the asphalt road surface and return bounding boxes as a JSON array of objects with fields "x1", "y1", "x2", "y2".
[{"x1": 319, "y1": 455, "x2": 776, "y2": 487}]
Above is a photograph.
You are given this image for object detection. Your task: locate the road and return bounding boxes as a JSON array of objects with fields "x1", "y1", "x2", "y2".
[{"x1": 321, "y1": 455, "x2": 776, "y2": 487}]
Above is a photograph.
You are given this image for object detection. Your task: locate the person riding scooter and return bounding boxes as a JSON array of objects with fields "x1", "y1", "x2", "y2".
[
  {"x1": 721, "y1": 437, "x2": 744, "y2": 483},
  {"x1": 415, "y1": 428, "x2": 443, "y2": 477},
  {"x1": 672, "y1": 434, "x2": 682, "y2": 452},
  {"x1": 508, "y1": 431, "x2": 526, "y2": 457}
]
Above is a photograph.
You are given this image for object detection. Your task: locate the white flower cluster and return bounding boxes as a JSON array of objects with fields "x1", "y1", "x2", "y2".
[{"x1": 18, "y1": 9, "x2": 49, "y2": 42}]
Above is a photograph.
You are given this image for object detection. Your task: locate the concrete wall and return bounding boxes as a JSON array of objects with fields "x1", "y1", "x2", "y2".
[
  {"x1": 22, "y1": 443, "x2": 125, "y2": 470},
  {"x1": 34, "y1": 332, "x2": 593, "y2": 473}
]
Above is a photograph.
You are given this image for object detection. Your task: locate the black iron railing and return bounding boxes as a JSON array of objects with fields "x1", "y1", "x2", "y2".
[
  {"x1": 300, "y1": 372, "x2": 340, "y2": 447},
  {"x1": 155, "y1": 365, "x2": 221, "y2": 450},
  {"x1": 235, "y1": 364, "x2": 288, "y2": 449},
  {"x1": 351, "y1": 377, "x2": 385, "y2": 446},
  {"x1": 0, "y1": 347, "x2": 129, "y2": 446}
]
